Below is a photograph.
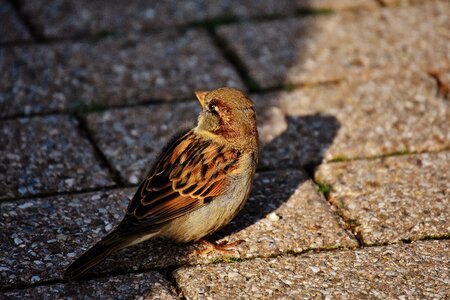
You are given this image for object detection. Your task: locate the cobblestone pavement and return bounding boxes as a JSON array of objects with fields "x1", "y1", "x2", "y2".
[{"x1": 1, "y1": 0, "x2": 449, "y2": 299}]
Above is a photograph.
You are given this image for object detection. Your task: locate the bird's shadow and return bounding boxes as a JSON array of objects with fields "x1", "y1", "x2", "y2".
[
  {"x1": 92, "y1": 112, "x2": 340, "y2": 277},
  {"x1": 214, "y1": 113, "x2": 340, "y2": 239}
]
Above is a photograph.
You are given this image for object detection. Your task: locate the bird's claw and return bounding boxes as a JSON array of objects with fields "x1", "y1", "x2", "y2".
[{"x1": 193, "y1": 239, "x2": 245, "y2": 255}]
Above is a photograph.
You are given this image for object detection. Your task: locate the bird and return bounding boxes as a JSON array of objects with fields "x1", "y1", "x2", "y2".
[{"x1": 63, "y1": 87, "x2": 259, "y2": 280}]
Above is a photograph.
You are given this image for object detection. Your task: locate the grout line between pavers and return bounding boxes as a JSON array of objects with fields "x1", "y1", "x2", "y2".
[
  {"x1": 8, "y1": 0, "x2": 41, "y2": 42},
  {"x1": 1, "y1": 247, "x2": 345, "y2": 291},
  {"x1": 73, "y1": 114, "x2": 125, "y2": 186},
  {"x1": 401, "y1": 233, "x2": 450, "y2": 244},
  {"x1": 0, "y1": 14, "x2": 281, "y2": 47},
  {"x1": 2, "y1": 146, "x2": 448, "y2": 203},
  {"x1": 306, "y1": 170, "x2": 363, "y2": 247},
  {"x1": 1, "y1": 267, "x2": 156, "y2": 292},
  {"x1": 0, "y1": 80, "x2": 325, "y2": 121},
  {"x1": 3, "y1": 149, "x2": 449, "y2": 202},
  {"x1": 0, "y1": 111, "x2": 72, "y2": 123},
  {"x1": 0, "y1": 264, "x2": 185, "y2": 293},
  {"x1": 0, "y1": 167, "x2": 300, "y2": 203},
  {"x1": 0, "y1": 6, "x2": 337, "y2": 47},
  {"x1": 6, "y1": 236, "x2": 450, "y2": 292},
  {"x1": 303, "y1": 163, "x2": 362, "y2": 246},
  {"x1": 2, "y1": 67, "x2": 435, "y2": 123},
  {"x1": 0, "y1": 97, "x2": 197, "y2": 122},
  {"x1": 206, "y1": 27, "x2": 261, "y2": 92},
  {"x1": 1, "y1": 278, "x2": 65, "y2": 293},
  {"x1": 0, "y1": 185, "x2": 127, "y2": 203},
  {"x1": 2, "y1": 231, "x2": 448, "y2": 292},
  {"x1": 326, "y1": 147, "x2": 450, "y2": 164},
  {"x1": 161, "y1": 266, "x2": 188, "y2": 300},
  {"x1": 0, "y1": 167, "x2": 303, "y2": 203}
]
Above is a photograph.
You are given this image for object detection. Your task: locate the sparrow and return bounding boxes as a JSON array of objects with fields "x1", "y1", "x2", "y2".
[{"x1": 64, "y1": 87, "x2": 258, "y2": 280}]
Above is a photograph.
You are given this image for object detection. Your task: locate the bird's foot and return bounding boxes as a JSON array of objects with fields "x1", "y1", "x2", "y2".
[{"x1": 193, "y1": 239, "x2": 244, "y2": 255}]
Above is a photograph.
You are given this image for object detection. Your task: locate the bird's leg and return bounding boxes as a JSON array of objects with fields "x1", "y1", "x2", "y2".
[{"x1": 193, "y1": 239, "x2": 245, "y2": 255}]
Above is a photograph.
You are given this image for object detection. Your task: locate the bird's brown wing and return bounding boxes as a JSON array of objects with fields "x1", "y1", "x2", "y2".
[{"x1": 119, "y1": 130, "x2": 241, "y2": 235}]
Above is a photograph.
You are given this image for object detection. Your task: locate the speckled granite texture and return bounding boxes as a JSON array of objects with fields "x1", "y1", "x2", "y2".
[
  {"x1": 19, "y1": 0, "x2": 297, "y2": 38},
  {"x1": 2, "y1": 272, "x2": 177, "y2": 299},
  {"x1": 315, "y1": 152, "x2": 450, "y2": 245},
  {"x1": 255, "y1": 72, "x2": 449, "y2": 165},
  {"x1": 0, "y1": 115, "x2": 114, "y2": 200},
  {"x1": 0, "y1": 0, "x2": 31, "y2": 43},
  {"x1": 0, "y1": 30, "x2": 242, "y2": 117},
  {"x1": 85, "y1": 102, "x2": 200, "y2": 184},
  {"x1": 1, "y1": 0, "x2": 448, "y2": 298},
  {"x1": 1, "y1": 170, "x2": 355, "y2": 288},
  {"x1": 175, "y1": 241, "x2": 450, "y2": 299},
  {"x1": 217, "y1": 1, "x2": 450, "y2": 87}
]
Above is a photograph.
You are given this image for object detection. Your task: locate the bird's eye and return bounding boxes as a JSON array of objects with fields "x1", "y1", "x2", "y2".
[{"x1": 208, "y1": 103, "x2": 217, "y2": 113}]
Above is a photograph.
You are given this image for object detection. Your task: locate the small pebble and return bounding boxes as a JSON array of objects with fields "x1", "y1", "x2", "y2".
[
  {"x1": 386, "y1": 271, "x2": 397, "y2": 276},
  {"x1": 18, "y1": 187, "x2": 28, "y2": 195},
  {"x1": 267, "y1": 212, "x2": 280, "y2": 222},
  {"x1": 14, "y1": 238, "x2": 23, "y2": 245},
  {"x1": 30, "y1": 275, "x2": 40, "y2": 283},
  {"x1": 18, "y1": 202, "x2": 34, "y2": 209},
  {"x1": 56, "y1": 234, "x2": 67, "y2": 241},
  {"x1": 65, "y1": 178, "x2": 75, "y2": 187},
  {"x1": 228, "y1": 271, "x2": 240, "y2": 279},
  {"x1": 129, "y1": 175, "x2": 139, "y2": 184}
]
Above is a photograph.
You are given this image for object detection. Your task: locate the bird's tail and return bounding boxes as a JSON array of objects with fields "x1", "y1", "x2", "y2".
[{"x1": 63, "y1": 232, "x2": 128, "y2": 281}]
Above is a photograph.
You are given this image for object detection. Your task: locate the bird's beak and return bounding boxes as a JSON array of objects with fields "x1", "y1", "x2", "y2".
[{"x1": 195, "y1": 90, "x2": 208, "y2": 108}]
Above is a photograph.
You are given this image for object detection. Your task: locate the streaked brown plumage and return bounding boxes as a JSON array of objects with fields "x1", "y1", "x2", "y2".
[{"x1": 64, "y1": 87, "x2": 258, "y2": 280}]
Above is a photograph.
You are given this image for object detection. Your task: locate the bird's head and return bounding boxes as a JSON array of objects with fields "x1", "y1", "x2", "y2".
[{"x1": 195, "y1": 87, "x2": 258, "y2": 151}]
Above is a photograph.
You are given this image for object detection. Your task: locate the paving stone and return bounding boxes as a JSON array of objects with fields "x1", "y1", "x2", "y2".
[
  {"x1": 0, "y1": 30, "x2": 243, "y2": 118},
  {"x1": 315, "y1": 152, "x2": 450, "y2": 245},
  {"x1": 254, "y1": 72, "x2": 449, "y2": 167},
  {"x1": 174, "y1": 240, "x2": 450, "y2": 299},
  {"x1": 84, "y1": 102, "x2": 200, "y2": 184},
  {"x1": 2, "y1": 271, "x2": 177, "y2": 299},
  {"x1": 0, "y1": 0, "x2": 31, "y2": 43},
  {"x1": 0, "y1": 189, "x2": 133, "y2": 288},
  {"x1": 0, "y1": 115, "x2": 114, "y2": 200},
  {"x1": 217, "y1": 1, "x2": 449, "y2": 88},
  {"x1": 0, "y1": 170, "x2": 356, "y2": 287},
  {"x1": 19, "y1": 0, "x2": 298, "y2": 38}
]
